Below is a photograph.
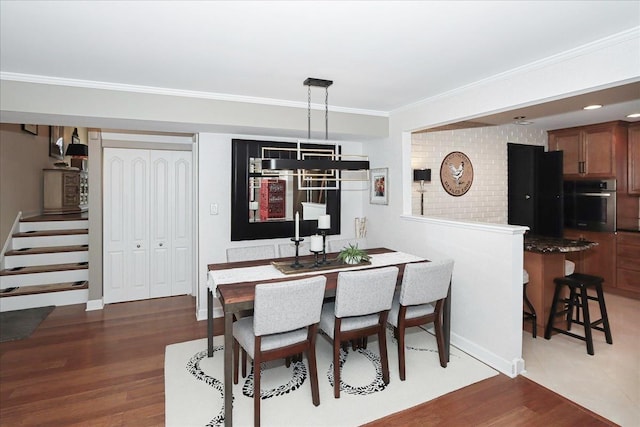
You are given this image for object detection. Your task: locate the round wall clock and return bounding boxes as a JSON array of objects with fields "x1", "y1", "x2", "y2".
[{"x1": 440, "y1": 151, "x2": 474, "y2": 196}]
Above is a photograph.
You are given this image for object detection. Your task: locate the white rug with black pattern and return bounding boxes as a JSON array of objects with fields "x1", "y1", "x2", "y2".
[{"x1": 165, "y1": 327, "x2": 497, "y2": 427}]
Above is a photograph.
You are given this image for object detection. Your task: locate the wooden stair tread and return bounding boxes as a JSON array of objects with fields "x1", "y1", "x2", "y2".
[
  {"x1": 21, "y1": 212, "x2": 88, "y2": 222},
  {"x1": 0, "y1": 262, "x2": 89, "y2": 276},
  {"x1": 6, "y1": 245, "x2": 89, "y2": 256},
  {"x1": 13, "y1": 229, "x2": 88, "y2": 238},
  {"x1": 0, "y1": 281, "x2": 89, "y2": 297}
]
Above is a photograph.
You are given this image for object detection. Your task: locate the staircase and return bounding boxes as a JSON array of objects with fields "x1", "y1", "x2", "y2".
[{"x1": 0, "y1": 213, "x2": 89, "y2": 312}]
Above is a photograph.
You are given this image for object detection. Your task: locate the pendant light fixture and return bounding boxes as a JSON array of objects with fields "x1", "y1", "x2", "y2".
[{"x1": 260, "y1": 78, "x2": 370, "y2": 174}]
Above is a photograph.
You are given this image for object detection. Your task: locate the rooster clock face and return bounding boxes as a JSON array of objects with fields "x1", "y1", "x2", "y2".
[{"x1": 440, "y1": 151, "x2": 474, "y2": 196}]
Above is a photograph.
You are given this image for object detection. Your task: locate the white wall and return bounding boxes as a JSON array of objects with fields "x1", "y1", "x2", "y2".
[
  {"x1": 196, "y1": 133, "x2": 369, "y2": 319},
  {"x1": 411, "y1": 124, "x2": 547, "y2": 222}
]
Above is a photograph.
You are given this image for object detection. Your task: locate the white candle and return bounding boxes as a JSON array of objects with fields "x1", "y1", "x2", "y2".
[
  {"x1": 318, "y1": 214, "x2": 331, "y2": 229},
  {"x1": 294, "y1": 211, "x2": 300, "y2": 241},
  {"x1": 310, "y1": 234, "x2": 323, "y2": 252}
]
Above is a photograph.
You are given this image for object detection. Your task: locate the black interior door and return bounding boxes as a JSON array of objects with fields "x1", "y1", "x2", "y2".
[
  {"x1": 536, "y1": 151, "x2": 564, "y2": 237},
  {"x1": 508, "y1": 143, "x2": 541, "y2": 230}
]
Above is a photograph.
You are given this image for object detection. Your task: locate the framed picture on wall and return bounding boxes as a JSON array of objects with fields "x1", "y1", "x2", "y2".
[
  {"x1": 369, "y1": 167, "x2": 388, "y2": 205},
  {"x1": 21, "y1": 124, "x2": 38, "y2": 135},
  {"x1": 49, "y1": 126, "x2": 64, "y2": 160}
]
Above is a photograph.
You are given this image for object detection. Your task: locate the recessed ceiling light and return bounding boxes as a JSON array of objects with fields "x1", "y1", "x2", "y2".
[
  {"x1": 583, "y1": 104, "x2": 603, "y2": 110},
  {"x1": 627, "y1": 113, "x2": 640, "y2": 118},
  {"x1": 513, "y1": 116, "x2": 533, "y2": 125}
]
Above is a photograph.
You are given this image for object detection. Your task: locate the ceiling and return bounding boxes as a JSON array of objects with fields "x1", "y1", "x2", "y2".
[{"x1": 1, "y1": 1, "x2": 639, "y2": 131}]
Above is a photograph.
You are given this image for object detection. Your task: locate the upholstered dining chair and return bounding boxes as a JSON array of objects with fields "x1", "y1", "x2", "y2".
[
  {"x1": 387, "y1": 259, "x2": 454, "y2": 381},
  {"x1": 327, "y1": 238, "x2": 368, "y2": 253},
  {"x1": 278, "y1": 241, "x2": 312, "y2": 257},
  {"x1": 232, "y1": 275, "x2": 327, "y2": 427},
  {"x1": 226, "y1": 245, "x2": 276, "y2": 262},
  {"x1": 319, "y1": 266, "x2": 399, "y2": 398}
]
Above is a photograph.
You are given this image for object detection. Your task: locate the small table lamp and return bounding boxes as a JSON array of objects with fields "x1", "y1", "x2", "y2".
[
  {"x1": 413, "y1": 168, "x2": 431, "y2": 215},
  {"x1": 65, "y1": 128, "x2": 88, "y2": 170}
]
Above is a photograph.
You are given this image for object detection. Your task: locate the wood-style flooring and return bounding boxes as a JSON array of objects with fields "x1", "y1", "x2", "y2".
[{"x1": 0, "y1": 296, "x2": 615, "y2": 426}]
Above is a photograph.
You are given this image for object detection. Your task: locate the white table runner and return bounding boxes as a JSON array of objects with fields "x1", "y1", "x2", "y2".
[{"x1": 207, "y1": 251, "x2": 425, "y2": 292}]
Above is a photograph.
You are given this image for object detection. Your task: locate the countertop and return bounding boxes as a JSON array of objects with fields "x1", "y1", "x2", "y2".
[{"x1": 524, "y1": 235, "x2": 598, "y2": 254}]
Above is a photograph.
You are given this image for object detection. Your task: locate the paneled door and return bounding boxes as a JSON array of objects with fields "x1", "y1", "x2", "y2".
[
  {"x1": 149, "y1": 150, "x2": 192, "y2": 298},
  {"x1": 103, "y1": 148, "x2": 193, "y2": 303}
]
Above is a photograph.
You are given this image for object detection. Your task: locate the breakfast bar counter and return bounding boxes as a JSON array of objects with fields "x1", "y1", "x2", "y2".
[{"x1": 523, "y1": 235, "x2": 597, "y2": 331}]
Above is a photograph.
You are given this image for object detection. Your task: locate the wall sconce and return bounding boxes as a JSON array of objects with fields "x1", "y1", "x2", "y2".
[{"x1": 413, "y1": 168, "x2": 431, "y2": 215}]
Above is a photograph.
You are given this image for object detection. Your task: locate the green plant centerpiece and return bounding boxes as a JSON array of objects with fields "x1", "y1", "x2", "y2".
[{"x1": 337, "y1": 243, "x2": 371, "y2": 265}]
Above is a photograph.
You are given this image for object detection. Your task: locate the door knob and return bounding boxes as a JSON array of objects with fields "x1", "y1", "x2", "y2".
[
  {"x1": 136, "y1": 244, "x2": 140, "y2": 248},
  {"x1": 525, "y1": 194, "x2": 531, "y2": 199},
  {"x1": 159, "y1": 243, "x2": 163, "y2": 247}
]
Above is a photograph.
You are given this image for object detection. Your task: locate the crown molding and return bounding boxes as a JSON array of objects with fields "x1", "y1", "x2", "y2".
[
  {"x1": 392, "y1": 26, "x2": 640, "y2": 115},
  {"x1": 0, "y1": 72, "x2": 389, "y2": 118}
]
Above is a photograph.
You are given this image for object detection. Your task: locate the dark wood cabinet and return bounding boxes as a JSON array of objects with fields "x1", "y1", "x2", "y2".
[
  {"x1": 616, "y1": 232, "x2": 640, "y2": 296},
  {"x1": 564, "y1": 229, "x2": 616, "y2": 291},
  {"x1": 508, "y1": 143, "x2": 563, "y2": 237},
  {"x1": 628, "y1": 123, "x2": 640, "y2": 195},
  {"x1": 548, "y1": 121, "x2": 627, "y2": 179}
]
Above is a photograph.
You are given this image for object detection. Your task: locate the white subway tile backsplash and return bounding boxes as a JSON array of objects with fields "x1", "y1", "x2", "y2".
[{"x1": 411, "y1": 124, "x2": 546, "y2": 223}]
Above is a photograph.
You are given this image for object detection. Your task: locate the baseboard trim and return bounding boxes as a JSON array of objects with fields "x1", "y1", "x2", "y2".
[
  {"x1": 450, "y1": 332, "x2": 523, "y2": 378},
  {"x1": 86, "y1": 299, "x2": 104, "y2": 311}
]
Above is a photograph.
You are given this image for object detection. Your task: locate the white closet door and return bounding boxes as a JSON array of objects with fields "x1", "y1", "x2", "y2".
[
  {"x1": 103, "y1": 148, "x2": 150, "y2": 303},
  {"x1": 168, "y1": 150, "x2": 192, "y2": 296},
  {"x1": 149, "y1": 150, "x2": 192, "y2": 297}
]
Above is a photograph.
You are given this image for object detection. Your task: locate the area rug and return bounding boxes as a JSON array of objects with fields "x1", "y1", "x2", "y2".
[
  {"x1": 0, "y1": 305, "x2": 55, "y2": 342},
  {"x1": 165, "y1": 327, "x2": 498, "y2": 426}
]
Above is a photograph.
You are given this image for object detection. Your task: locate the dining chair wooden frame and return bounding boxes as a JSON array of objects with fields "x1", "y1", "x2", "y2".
[
  {"x1": 319, "y1": 266, "x2": 399, "y2": 398},
  {"x1": 388, "y1": 259, "x2": 454, "y2": 381},
  {"x1": 232, "y1": 276, "x2": 326, "y2": 426}
]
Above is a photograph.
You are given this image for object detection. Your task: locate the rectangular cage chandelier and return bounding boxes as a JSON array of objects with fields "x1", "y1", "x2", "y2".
[{"x1": 259, "y1": 78, "x2": 370, "y2": 190}]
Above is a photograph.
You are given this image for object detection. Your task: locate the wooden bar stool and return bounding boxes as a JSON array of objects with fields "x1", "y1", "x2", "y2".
[{"x1": 544, "y1": 273, "x2": 613, "y2": 355}]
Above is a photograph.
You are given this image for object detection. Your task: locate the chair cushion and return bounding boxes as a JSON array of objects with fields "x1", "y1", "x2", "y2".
[
  {"x1": 233, "y1": 316, "x2": 309, "y2": 358},
  {"x1": 319, "y1": 302, "x2": 381, "y2": 339},
  {"x1": 388, "y1": 293, "x2": 435, "y2": 327}
]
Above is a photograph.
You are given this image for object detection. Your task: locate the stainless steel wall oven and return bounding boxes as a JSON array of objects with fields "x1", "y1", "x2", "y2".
[{"x1": 564, "y1": 179, "x2": 616, "y2": 232}]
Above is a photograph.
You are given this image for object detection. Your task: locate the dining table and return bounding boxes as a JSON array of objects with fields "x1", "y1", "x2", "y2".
[{"x1": 206, "y1": 247, "x2": 451, "y2": 426}]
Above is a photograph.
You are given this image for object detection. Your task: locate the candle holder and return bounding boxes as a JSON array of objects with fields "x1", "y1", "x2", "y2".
[
  {"x1": 318, "y1": 228, "x2": 330, "y2": 265},
  {"x1": 310, "y1": 249, "x2": 322, "y2": 268},
  {"x1": 290, "y1": 237, "x2": 304, "y2": 269}
]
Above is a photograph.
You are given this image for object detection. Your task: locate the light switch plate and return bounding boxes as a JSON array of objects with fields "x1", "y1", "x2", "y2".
[{"x1": 210, "y1": 203, "x2": 219, "y2": 215}]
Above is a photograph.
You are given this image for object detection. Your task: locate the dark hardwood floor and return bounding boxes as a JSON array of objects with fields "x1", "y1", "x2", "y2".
[{"x1": 0, "y1": 296, "x2": 615, "y2": 426}]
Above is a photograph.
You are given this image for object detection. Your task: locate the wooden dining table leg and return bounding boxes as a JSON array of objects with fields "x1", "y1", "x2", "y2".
[
  {"x1": 224, "y1": 309, "x2": 234, "y2": 426},
  {"x1": 443, "y1": 284, "x2": 451, "y2": 362},
  {"x1": 207, "y1": 288, "x2": 214, "y2": 357}
]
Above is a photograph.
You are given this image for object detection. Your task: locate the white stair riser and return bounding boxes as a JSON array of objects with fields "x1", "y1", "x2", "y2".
[
  {"x1": 0, "y1": 269, "x2": 88, "y2": 288},
  {"x1": 0, "y1": 289, "x2": 88, "y2": 312},
  {"x1": 19, "y1": 220, "x2": 88, "y2": 232},
  {"x1": 4, "y1": 251, "x2": 89, "y2": 268},
  {"x1": 11, "y1": 234, "x2": 89, "y2": 249}
]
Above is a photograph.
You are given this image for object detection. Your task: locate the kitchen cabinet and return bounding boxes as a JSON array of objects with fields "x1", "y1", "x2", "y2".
[
  {"x1": 43, "y1": 168, "x2": 88, "y2": 214},
  {"x1": 628, "y1": 123, "x2": 640, "y2": 195},
  {"x1": 617, "y1": 232, "x2": 640, "y2": 296},
  {"x1": 549, "y1": 121, "x2": 627, "y2": 179},
  {"x1": 564, "y1": 229, "x2": 616, "y2": 290}
]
